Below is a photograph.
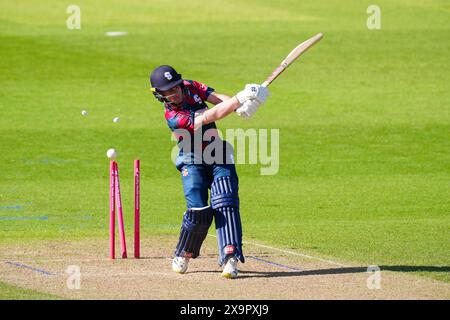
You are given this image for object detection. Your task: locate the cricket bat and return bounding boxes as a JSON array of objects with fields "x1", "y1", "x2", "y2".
[{"x1": 261, "y1": 33, "x2": 323, "y2": 87}]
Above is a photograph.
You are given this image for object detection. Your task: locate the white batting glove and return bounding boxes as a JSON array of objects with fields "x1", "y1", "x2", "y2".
[
  {"x1": 235, "y1": 84, "x2": 270, "y2": 105},
  {"x1": 236, "y1": 99, "x2": 261, "y2": 119}
]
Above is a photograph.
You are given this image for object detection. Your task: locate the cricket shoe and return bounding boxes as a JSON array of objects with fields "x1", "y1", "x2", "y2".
[
  {"x1": 172, "y1": 256, "x2": 190, "y2": 274},
  {"x1": 221, "y1": 256, "x2": 238, "y2": 279}
]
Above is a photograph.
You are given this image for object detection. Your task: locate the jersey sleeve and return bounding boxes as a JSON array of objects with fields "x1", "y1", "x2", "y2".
[{"x1": 191, "y1": 80, "x2": 215, "y2": 101}]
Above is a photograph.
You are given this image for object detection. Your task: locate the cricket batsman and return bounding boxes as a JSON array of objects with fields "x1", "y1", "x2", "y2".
[{"x1": 150, "y1": 65, "x2": 269, "y2": 278}]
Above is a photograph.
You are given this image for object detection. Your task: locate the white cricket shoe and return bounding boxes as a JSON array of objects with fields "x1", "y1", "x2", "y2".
[
  {"x1": 221, "y1": 256, "x2": 238, "y2": 279},
  {"x1": 172, "y1": 256, "x2": 190, "y2": 274}
]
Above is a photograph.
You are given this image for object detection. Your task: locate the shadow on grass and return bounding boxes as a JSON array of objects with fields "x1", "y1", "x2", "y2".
[
  {"x1": 380, "y1": 266, "x2": 450, "y2": 273},
  {"x1": 234, "y1": 266, "x2": 450, "y2": 279}
]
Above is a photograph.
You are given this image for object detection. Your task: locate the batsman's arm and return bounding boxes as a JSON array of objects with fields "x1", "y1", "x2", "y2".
[
  {"x1": 207, "y1": 92, "x2": 232, "y2": 105},
  {"x1": 194, "y1": 96, "x2": 240, "y2": 130}
]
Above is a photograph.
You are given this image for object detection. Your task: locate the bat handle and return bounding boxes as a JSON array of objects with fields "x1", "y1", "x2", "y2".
[{"x1": 261, "y1": 81, "x2": 270, "y2": 88}]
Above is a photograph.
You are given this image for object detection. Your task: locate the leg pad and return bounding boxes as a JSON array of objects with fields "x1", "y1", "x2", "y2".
[{"x1": 175, "y1": 207, "x2": 214, "y2": 258}]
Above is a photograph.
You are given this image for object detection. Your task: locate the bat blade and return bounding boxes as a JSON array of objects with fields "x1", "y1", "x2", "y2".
[{"x1": 261, "y1": 33, "x2": 323, "y2": 87}]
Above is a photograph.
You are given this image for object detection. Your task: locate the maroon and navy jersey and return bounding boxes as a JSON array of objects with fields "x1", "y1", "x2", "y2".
[
  {"x1": 164, "y1": 80, "x2": 218, "y2": 166},
  {"x1": 164, "y1": 80, "x2": 216, "y2": 134}
]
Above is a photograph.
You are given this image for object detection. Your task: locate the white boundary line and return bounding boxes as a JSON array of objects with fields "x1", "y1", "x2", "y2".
[{"x1": 207, "y1": 234, "x2": 347, "y2": 267}]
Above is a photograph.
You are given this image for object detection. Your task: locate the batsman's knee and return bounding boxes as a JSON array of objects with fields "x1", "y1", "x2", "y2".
[
  {"x1": 210, "y1": 176, "x2": 239, "y2": 209},
  {"x1": 175, "y1": 206, "x2": 214, "y2": 258}
]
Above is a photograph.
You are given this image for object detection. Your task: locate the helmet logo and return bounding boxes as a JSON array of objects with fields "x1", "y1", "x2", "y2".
[{"x1": 164, "y1": 72, "x2": 173, "y2": 80}]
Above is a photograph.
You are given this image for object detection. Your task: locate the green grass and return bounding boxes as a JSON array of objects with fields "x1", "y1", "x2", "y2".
[
  {"x1": 0, "y1": 281, "x2": 61, "y2": 300},
  {"x1": 1, "y1": 0, "x2": 449, "y2": 296}
]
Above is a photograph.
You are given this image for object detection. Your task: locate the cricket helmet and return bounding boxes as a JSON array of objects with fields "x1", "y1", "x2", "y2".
[{"x1": 150, "y1": 65, "x2": 183, "y2": 103}]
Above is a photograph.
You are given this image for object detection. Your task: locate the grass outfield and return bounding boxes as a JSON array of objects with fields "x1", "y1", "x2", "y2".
[
  {"x1": 0, "y1": 281, "x2": 60, "y2": 300},
  {"x1": 0, "y1": 0, "x2": 449, "y2": 297}
]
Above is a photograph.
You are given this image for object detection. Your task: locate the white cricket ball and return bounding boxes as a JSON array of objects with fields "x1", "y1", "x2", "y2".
[
  {"x1": 106, "y1": 148, "x2": 117, "y2": 159},
  {"x1": 113, "y1": 117, "x2": 120, "y2": 123},
  {"x1": 81, "y1": 110, "x2": 88, "y2": 116}
]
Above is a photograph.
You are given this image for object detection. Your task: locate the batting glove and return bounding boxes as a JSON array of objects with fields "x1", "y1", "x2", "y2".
[
  {"x1": 235, "y1": 84, "x2": 270, "y2": 105},
  {"x1": 236, "y1": 99, "x2": 261, "y2": 119}
]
